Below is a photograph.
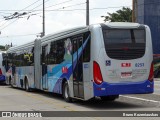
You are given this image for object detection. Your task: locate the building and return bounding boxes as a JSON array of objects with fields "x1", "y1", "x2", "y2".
[{"x1": 133, "y1": 0, "x2": 160, "y2": 54}]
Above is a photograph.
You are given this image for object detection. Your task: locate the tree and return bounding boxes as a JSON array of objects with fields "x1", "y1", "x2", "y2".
[
  {"x1": 103, "y1": 7, "x2": 132, "y2": 22},
  {"x1": 0, "y1": 45, "x2": 5, "y2": 50}
]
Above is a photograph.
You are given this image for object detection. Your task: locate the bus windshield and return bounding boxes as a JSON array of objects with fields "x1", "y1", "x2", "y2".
[{"x1": 103, "y1": 29, "x2": 146, "y2": 60}]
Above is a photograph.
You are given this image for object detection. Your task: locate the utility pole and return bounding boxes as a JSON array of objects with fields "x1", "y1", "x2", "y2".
[
  {"x1": 132, "y1": 0, "x2": 135, "y2": 22},
  {"x1": 42, "y1": 0, "x2": 45, "y2": 37},
  {"x1": 86, "y1": 0, "x2": 89, "y2": 26},
  {"x1": 132, "y1": 0, "x2": 137, "y2": 22}
]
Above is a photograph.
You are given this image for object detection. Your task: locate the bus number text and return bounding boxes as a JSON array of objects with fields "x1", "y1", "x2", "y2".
[{"x1": 135, "y1": 63, "x2": 144, "y2": 67}]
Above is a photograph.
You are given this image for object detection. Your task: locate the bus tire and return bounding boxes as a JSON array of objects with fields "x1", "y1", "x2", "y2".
[
  {"x1": 100, "y1": 95, "x2": 119, "y2": 101},
  {"x1": 10, "y1": 82, "x2": 14, "y2": 88},
  {"x1": 9, "y1": 76, "x2": 12, "y2": 85},
  {"x1": 63, "y1": 81, "x2": 72, "y2": 102},
  {"x1": 25, "y1": 79, "x2": 31, "y2": 92}
]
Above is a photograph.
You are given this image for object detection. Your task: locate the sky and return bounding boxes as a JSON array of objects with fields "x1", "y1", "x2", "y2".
[{"x1": 0, "y1": 0, "x2": 132, "y2": 46}]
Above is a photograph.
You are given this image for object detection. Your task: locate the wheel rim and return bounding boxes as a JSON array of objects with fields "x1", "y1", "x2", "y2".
[
  {"x1": 26, "y1": 81, "x2": 28, "y2": 90},
  {"x1": 65, "y1": 84, "x2": 69, "y2": 98}
]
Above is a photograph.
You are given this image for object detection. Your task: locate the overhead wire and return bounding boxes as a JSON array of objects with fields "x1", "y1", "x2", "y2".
[
  {"x1": 0, "y1": 0, "x2": 76, "y2": 34},
  {"x1": 58, "y1": 2, "x2": 86, "y2": 9},
  {"x1": 0, "y1": 12, "x2": 12, "y2": 15},
  {"x1": 0, "y1": 20, "x2": 9, "y2": 27},
  {"x1": 45, "y1": 0, "x2": 73, "y2": 9},
  {"x1": 0, "y1": 18, "x2": 18, "y2": 30},
  {"x1": 0, "y1": 4, "x2": 132, "y2": 22},
  {"x1": 19, "y1": 0, "x2": 41, "y2": 12},
  {"x1": 26, "y1": 5, "x2": 131, "y2": 16},
  {"x1": 0, "y1": 0, "x2": 84, "y2": 38},
  {"x1": 0, "y1": 12, "x2": 12, "y2": 24},
  {"x1": 0, "y1": 0, "x2": 131, "y2": 38},
  {"x1": 28, "y1": 0, "x2": 50, "y2": 12},
  {"x1": 0, "y1": 0, "x2": 76, "y2": 12},
  {"x1": 0, "y1": 0, "x2": 44, "y2": 30},
  {"x1": 0, "y1": 0, "x2": 42, "y2": 27},
  {"x1": 27, "y1": 2, "x2": 87, "y2": 16},
  {"x1": 25, "y1": 0, "x2": 74, "y2": 17}
]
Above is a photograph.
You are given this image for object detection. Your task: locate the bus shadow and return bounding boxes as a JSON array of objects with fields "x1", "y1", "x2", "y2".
[
  {"x1": 36, "y1": 93, "x2": 147, "y2": 110},
  {"x1": 72, "y1": 99, "x2": 144, "y2": 110},
  {"x1": 8, "y1": 86, "x2": 149, "y2": 110},
  {"x1": 0, "y1": 83, "x2": 7, "y2": 86}
]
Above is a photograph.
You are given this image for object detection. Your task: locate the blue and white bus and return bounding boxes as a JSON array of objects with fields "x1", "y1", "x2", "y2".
[
  {"x1": 5, "y1": 22, "x2": 154, "y2": 102},
  {"x1": 0, "y1": 51, "x2": 6, "y2": 84}
]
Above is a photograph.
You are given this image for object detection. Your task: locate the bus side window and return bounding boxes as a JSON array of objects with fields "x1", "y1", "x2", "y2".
[
  {"x1": 41, "y1": 46, "x2": 47, "y2": 65},
  {"x1": 83, "y1": 32, "x2": 90, "y2": 62},
  {"x1": 48, "y1": 41, "x2": 56, "y2": 64},
  {"x1": 48, "y1": 40, "x2": 65, "y2": 64},
  {"x1": 2, "y1": 60, "x2": 5, "y2": 66},
  {"x1": 56, "y1": 40, "x2": 65, "y2": 64}
]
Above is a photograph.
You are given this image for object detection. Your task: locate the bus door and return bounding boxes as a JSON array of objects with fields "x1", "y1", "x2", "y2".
[
  {"x1": 42, "y1": 45, "x2": 48, "y2": 90},
  {"x1": 72, "y1": 37, "x2": 84, "y2": 98}
]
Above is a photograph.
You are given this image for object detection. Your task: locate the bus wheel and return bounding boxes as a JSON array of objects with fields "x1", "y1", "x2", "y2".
[
  {"x1": 9, "y1": 77, "x2": 14, "y2": 87},
  {"x1": 10, "y1": 82, "x2": 14, "y2": 88},
  {"x1": 25, "y1": 79, "x2": 31, "y2": 92},
  {"x1": 9, "y1": 76, "x2": 12, "y2": 85},
  {"x1": 63, "y1": 81, "x2": 72, "y2": 102},
  {"x1": 100, "y1": 95, "x2": 119, "y2": 101}
]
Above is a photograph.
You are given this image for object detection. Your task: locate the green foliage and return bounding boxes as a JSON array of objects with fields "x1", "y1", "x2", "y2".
[
  {"x1": 0, "y1": 45, "x2": 5, "y2": 49},
  {"x1": 103, "y1": 7, "x2": 132, "y2": 22}
]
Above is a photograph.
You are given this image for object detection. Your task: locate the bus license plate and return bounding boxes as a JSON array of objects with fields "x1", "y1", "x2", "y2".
[{"x1": 121, "y1": 72, "x2": 132, "y2": 78}]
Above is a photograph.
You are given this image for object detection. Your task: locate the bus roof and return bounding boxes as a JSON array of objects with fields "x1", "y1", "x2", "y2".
[
  {"x1": 7, "y1": 41, "x2": 35, "y2": 53},
  {"x1": 40, "y1": 26, "x2": 89, "y2": 44}
]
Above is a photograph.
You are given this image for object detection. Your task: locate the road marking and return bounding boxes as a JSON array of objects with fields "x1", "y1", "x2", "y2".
[
  {"x1": 153, "y1": 93, "x2": 160, "y2": 96},
  {"x1": 120, "y1": 95, "x2": 160, "y2": 103}
]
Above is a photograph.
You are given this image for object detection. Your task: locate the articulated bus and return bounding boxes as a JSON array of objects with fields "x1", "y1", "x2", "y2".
[{"x1": 4, "y1": 22, "x2": 153, "y2": 102}]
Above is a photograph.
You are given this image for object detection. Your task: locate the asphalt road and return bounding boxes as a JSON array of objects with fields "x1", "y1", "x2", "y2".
[
  {"x1": 154, "y1": 80, "x2": 160, "y2": 94},
  {"x1": 0, "y1": 80, "x2": 159, "y2": 120}
]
